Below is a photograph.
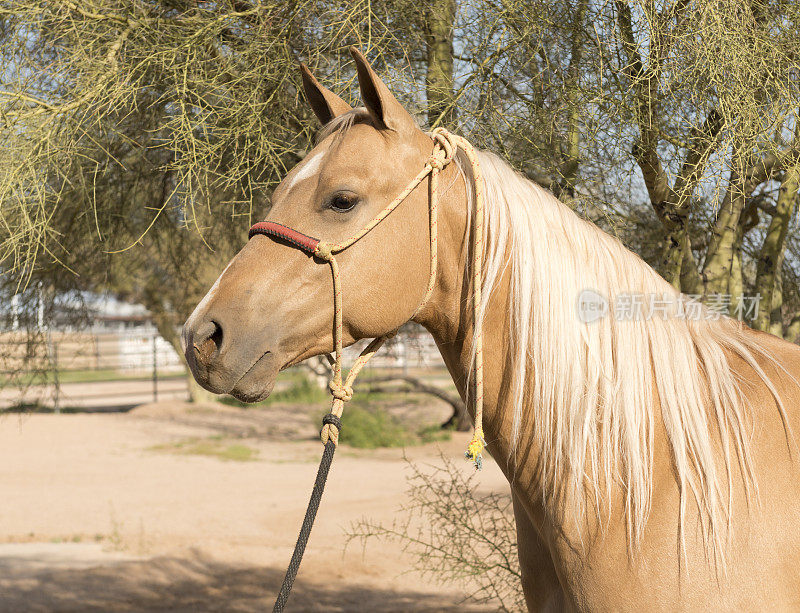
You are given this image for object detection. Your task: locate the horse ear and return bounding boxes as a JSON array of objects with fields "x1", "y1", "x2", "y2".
[
  {"x1": 350, "y1": 47, "x2": 416, "y2": 133},
  {"x1": 300, "y1": 63, "x2": 352, "y2": 125}
]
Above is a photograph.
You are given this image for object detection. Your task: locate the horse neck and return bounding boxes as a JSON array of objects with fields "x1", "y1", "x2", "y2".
[
  {"x1": 415, "y1": 160, "x2": 594, "y2": 538},
  {"x1": 415, "y1": 155, "x2": 779, "y2": 553}
]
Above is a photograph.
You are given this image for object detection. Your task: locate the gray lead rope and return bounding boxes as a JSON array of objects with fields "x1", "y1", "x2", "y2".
[{"x1": 272, "y1": 414, "x2": 341, "y2": 612}]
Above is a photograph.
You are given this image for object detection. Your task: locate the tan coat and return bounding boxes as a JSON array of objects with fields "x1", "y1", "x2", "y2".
[{"x1": 183, "y1": 49, "x2": 800, "y2": 611}]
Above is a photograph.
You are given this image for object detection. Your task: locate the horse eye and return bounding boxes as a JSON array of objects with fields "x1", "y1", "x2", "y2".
[{"x1": 328, "y1": 192, "x2": 359, "y2": 213}]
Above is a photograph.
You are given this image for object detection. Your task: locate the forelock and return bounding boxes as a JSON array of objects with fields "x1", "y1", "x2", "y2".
[{"x1": 315, "y1": 107, "x2": 374, "y2": 143}]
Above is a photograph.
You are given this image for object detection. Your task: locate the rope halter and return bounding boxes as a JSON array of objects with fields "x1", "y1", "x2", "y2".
[{"x1": 248, "y1": 127, "x2": 486, "y2": 468}]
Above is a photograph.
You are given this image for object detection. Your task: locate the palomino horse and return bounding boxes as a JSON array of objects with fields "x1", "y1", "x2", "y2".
[{"x1": 182, "y1": 48, "x2": 800, "y2": 610}]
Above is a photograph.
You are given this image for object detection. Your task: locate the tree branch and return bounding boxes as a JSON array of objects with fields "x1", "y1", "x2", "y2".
[
  {"x1": 673, "y1": 109, "x2": 724, "y2": 205},
  {"x1": 616, "y1": 0, "x2": 670, "y2": 205},
  {"x1": 362, "y1": 374, "x2": 470, "y2": 431}
]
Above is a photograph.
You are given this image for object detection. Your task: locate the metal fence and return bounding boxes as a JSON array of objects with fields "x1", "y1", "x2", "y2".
[
  {"x1": 0, "y1": 323, "x2": 446, "y2": 412},
  {"x1": 0, "y1": 328, "x2": 188, "y2": 412}
]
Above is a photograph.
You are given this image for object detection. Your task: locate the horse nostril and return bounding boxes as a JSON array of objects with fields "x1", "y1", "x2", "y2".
[{"x1": 194, "y1": 320, "x2": 223, "y2": 365}]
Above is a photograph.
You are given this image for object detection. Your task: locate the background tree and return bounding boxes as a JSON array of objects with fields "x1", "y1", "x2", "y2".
[
  {"x1": 452, "y1": 0, "x2": 800, "y2": 336},
  {"x1": 0, "y1": 1, "x2": 316, "y2": 399},
  {"x1": 0, "y1": 0, "x2": 798, "y2": 406}
]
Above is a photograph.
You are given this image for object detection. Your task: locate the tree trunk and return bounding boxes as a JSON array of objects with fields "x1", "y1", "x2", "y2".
[
  {"x1": 703, "y1": 158, "x2": 749, "y2": 299},
  {"x1": 728, "y1": 223, "x2": 745, "y2": 314},
  {"x1": 555, "y1": 0, "x2": 587, "y2": 202},
  {"x1": 662, "y1": 226, "x2": 685, "y2": 290},
  {"x1": 786, "y1": 314, "x2": 800, "y2": 344},
  {"x1": 680, "y1": 232, "x2": 703, "y2": 295},
  {"x1": 424, "y1": 0, "x2": 456, "y2": 128},
  {"x1": 754, "y1": 162, "x2": 799, "y2": 331},
  {"x1": 769, "y1": 273, "x2": 785, "y2": 338}
]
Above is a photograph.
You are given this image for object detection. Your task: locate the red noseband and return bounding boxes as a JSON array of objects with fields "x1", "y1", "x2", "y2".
[{"x1": 248, "y1": 221, "x2": 320, "y2": 254}]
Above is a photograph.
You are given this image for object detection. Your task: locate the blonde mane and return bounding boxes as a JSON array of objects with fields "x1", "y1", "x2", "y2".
[
  {"x1": 319, "y1": 111, "x2": 785, "y2": 558},
  {"x1": 471, "y1": 150, "x2": 786, "y2": 557}
]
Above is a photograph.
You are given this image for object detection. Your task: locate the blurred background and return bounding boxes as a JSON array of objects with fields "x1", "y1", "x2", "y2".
[{"x1": 1, "y1": 0, "x2": 799, "y2": 403}]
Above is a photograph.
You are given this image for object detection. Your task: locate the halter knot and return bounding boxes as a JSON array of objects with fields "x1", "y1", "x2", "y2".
[
  {"x1": 429, "y1": 128, "x2": 457, "y2": 165},
  {"x1": 329, "y1": 381, "x2": 353, "y2": 402},
  {"x1": 314, "y1": 242, "x2": 333, "y2": 261},
  {"x1": 427, "y1": 151, "x2": 447, "y2": 171}
]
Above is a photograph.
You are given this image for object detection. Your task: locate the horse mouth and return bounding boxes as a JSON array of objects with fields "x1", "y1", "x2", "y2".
[{"x1": 228, "y1": 349, "x2": 277, "y2": 402}]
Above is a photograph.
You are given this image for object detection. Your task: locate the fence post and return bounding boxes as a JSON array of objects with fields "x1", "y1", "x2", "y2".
[
  {"x1": 152, "y1": 334, "x2": 158, "y2": 402},
  {"x1": 95, "y1": 333, "x2": 101, "y2": 369},
  {"x1": 52, "y1": 340, "x2": 60, "y2": 414}
]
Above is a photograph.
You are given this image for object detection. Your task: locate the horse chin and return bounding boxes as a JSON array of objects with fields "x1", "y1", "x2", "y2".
[
  {"x1": 228, "y1": 354, "x2": 280, "y2": 403},
  {"x1": 228, "y1": 381, "x2": 275, "y2": 404}
]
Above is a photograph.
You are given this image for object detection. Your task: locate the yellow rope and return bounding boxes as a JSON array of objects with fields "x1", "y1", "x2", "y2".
[
  {"x1": 314, "y1": 128, "x2": 486, "y2": 470},
  {"x1": 447, "y1": 132, "x2": 486, "y2": 470}
]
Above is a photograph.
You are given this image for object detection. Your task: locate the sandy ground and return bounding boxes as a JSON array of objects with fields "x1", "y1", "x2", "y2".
[{"x1": 0, "y1": 401, "x2": 510, "y2": 612}]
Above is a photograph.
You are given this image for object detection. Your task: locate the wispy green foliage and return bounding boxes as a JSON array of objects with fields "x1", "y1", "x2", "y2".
[{"x1": 0, "y1": 0, "x2": 799, "y2": 339}]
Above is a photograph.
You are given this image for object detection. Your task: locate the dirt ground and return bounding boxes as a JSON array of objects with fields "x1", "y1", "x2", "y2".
[{"x1": 0, "y1": 400, "x2": 510, "y2": 612}]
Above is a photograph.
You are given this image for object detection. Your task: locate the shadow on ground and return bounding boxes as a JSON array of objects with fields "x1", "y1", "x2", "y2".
[{"x1": 0, "y1": 552, "x2": 491, "y2": 612}]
